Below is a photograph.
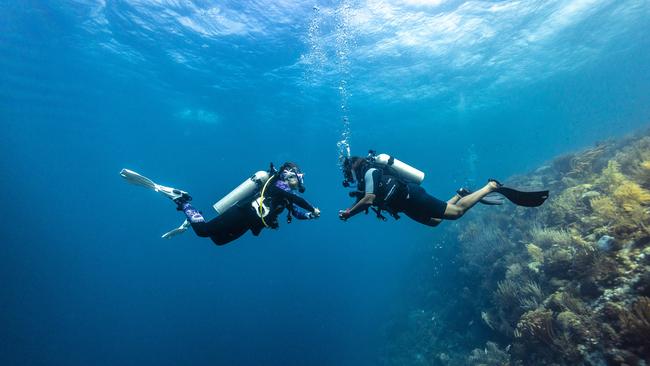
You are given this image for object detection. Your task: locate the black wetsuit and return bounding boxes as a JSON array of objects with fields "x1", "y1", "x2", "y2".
[
  {"x1": 363, "y1": 168, "x2": 447, "y2": 224},
  {"x1": 188, "y1": 179, "x2": 316, "y2": 246}
]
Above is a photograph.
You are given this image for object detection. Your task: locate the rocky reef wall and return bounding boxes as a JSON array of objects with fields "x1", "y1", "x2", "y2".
[{"x1": 383, "y1": 130, "x2": 650, "y2": 365}]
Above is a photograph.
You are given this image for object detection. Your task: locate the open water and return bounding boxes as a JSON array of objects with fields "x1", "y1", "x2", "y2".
[{"x1": 1, "y1": 1, "x2": 649, "y2": 365}]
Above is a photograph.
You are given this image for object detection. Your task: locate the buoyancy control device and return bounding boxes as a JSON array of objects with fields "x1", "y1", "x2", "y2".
[{"x1": 342, "y1": 150, "x2": 425, "y2": 221}]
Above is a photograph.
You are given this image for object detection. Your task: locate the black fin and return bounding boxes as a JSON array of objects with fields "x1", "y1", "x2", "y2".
[
  {"x1": 480, "y1": 193, "x2": 505, "y2": 205},
  {"x1": 494, "y1": 186, "x2": 549, "y2": 207}
]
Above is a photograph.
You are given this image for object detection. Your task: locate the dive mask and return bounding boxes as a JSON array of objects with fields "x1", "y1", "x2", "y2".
[{"x1": 282, "y1": 168, "x2": 305, "y2": 192}]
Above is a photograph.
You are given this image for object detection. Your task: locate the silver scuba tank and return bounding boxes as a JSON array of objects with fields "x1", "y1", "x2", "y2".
[
  {"x1": 372, "y1": 153, "x2": 425, "y2": 184},
  {"x1": 213, "y1": 171, "x2": 271, "y2": 214}
]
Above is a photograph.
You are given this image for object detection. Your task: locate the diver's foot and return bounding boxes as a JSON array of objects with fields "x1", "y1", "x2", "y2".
[
  {"x1": 172, "y1": 190, "x2": 192, "y2": 210},
  {"x1": 458, "y1": 186, "x2": 504, "y2": 205},
  {"x1": 154, "y1": 184, "x2": 191, "y2": 210},
  {"x1": 487, "y1": 179, "x2": 503, "y2": 191}
]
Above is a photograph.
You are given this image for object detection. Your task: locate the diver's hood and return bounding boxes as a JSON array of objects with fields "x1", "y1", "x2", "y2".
[{"x1": 281, "y1": 165, "x2": 306, "y2": 193}]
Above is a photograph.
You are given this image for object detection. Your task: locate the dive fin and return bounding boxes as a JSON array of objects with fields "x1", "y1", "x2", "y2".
[
  {"x1": 481, "y1": 192, "x2": 505, "y2": 205},
  {"x1": 120, "y1": 168, "x2": 193, "y2": 240},
  {"x1": 494, "y1": 186, "x2": 549, "y2": 207},
  {"x1": 120, "y1": 168, "x2": 189, "y2": 201},
  {"x1": 120, "y1": 168, "x2": 157, "y2": 190},
  {"x1": 161, "y1": 220, "x2": 191, "y2": 239}
]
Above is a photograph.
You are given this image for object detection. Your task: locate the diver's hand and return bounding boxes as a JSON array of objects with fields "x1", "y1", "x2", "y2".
[
  {"x1": 312, "y1": 208, "x2": 321, "y2": 218},
  {"x1": 338, "y1": 209, "x2": 351, "y2": 221}
]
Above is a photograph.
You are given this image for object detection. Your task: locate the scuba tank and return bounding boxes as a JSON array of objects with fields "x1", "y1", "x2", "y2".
[
  {"x1": 369, "y1": 151, "x2": 425, "y2": 184},
  {"x1": 213, "y1": 171, "x2": 271, "y2": 214}
]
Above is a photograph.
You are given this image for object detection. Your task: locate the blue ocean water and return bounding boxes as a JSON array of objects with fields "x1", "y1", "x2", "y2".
[{"x1": 1, "y1": 1, "x2": 649, "y2": 365}]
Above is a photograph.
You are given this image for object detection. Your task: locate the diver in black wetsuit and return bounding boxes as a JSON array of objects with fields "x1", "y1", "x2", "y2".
[
  {"x1": 175, "y1": 162, "x2": 320, "y2": 245},
  {"x1": 337, "y1": 156, "x2": 547, "y2": 226}
]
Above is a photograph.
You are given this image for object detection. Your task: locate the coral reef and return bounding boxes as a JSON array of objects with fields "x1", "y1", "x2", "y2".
[
  {"x1": 466, "y1": 342, "x2": 510, "y2": 366},
  {"x1": 383, "y1": 129, "x2": 650, "y2": 365}
]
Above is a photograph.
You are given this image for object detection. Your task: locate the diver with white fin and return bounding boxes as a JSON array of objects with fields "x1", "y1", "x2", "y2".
[
  {"x1": 338, "y1": 151, "x2": 548, "y2": 226},
  {"x1": 120, "y1": 162, "x2": 320, "y2": 246}
]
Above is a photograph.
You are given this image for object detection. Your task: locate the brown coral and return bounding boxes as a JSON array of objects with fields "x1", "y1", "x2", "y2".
[
  {"x1": 634, "y1": 160, "x2": 650, "y2": 187},
  {"x1": 547, "y1": 291, "x2": 587, "y2": 314},
  {"x1": 617, "y1": 297, "x2": 650, "y2": 347},
  {"x1": 514, "y1": 309, "x2": 556, "y2": 346},
  {"x1": 567, "y1": 143, "x2": 609, "y2": 180},
  {"x1": 593, "y1": 160, "x2": 650, "y2": 238},
  {"x1": 495, "y1": 280, "x2": 544, "y2": 313},
  {"x1": 589, "y1": 196, "x2": 617, "y2": 223}
]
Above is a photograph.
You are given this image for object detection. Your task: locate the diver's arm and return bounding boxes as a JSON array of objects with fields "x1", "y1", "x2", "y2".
[
  {"x1": 340, "y1": 168, "x2": 379, "y2": 220},
  {"x1": 270, "y1": 185, "x2": 317, "y2": 213},
  {"x1": 339, "y1": 193, "x2": 375, "y2": 220},
  {"x1": 291, "y1": 205, "x2": 318, "y2": 219}
]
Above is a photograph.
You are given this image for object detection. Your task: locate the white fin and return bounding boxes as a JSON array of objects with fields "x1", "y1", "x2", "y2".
[
  {"x1": 161, "y1": 220, "x2": 190, "y2": 239},
  {"x1": 120, "y1": 168, "x2": 188, "y2": 200},
  {"x1": 120, "y1": 168, "x2": 156, "y2": 190}
]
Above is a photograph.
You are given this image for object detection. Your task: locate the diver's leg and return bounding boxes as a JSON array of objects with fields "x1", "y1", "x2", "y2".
[
  {"x1": 401, "y1": 185, "x2": 447, "y2": 226},
  {"x1": 178, "y1": 202, "x2": 212, "y2": 237},
  {"x1": 426, "y1": 194, "x2": 456, "y2": 227},
  {"x1": 443, "y1": 181, "x2": 498, "y2": 219},
  {"x1": 183, "y1": 205, "x2": 250, "y2": 245},
  {"x1": 455, "y1": 181, "x2": 498, "y2": 209},
  {"x1": 205, "y1": 208, "x2": 251, "y2": 246},
  {"x1": 413, "y1": 194, "x2": 460, "y2": 226},
  {"x1": 447, "y1": 193, "x2": 461, "y2": 204}
]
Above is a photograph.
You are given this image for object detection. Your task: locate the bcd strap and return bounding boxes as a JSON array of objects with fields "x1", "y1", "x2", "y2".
[
  {"x1": 372, "y1": 206, "x2": 401, "y2": 221},
  {"x1": 371, "y1": 207, "x2": 387, "y2": 221},
  {"x1": 285, "y1": 199, "x2": 293, "y2": 224},
  {"x1": 252, "y1": 197, "x2": 271, "y2": 218}
]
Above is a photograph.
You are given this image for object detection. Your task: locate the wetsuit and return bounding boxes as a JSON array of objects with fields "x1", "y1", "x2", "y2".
[
  {"x1": 363, "y1": 168, "x2": 447, "y2": 225},
  {"x1": 180, "y1": 178, "x2": 316, "y2": 246}
]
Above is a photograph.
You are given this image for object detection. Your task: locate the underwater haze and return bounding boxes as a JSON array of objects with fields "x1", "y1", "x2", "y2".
[{"x1": 1, "y1": 1, "x2": 649, "y2": 365}]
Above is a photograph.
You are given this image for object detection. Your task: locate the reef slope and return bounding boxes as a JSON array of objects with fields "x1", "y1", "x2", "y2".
[{"x1": 384, "y1": 130, "x2": 650, "y2": 366}]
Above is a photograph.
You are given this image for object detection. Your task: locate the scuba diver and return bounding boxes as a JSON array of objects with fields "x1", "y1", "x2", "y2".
[
  {"x1": 120, "y1": 162, "x2": 320, "y2": 246},
  {"x1": 338, "y1": 151, "x2": 549, "y2": 226}
]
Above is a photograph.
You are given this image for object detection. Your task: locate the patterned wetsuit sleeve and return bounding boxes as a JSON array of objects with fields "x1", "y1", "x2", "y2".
[
  {"x1": 364, "y1": 168, "x2": 380, "y2": 194},
  {"x1": 291, "y1": 205, "x2": 312, "y2": 219},
  {"x1": 269, "y1": 185, "x2": 315, "y2": 212}
]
